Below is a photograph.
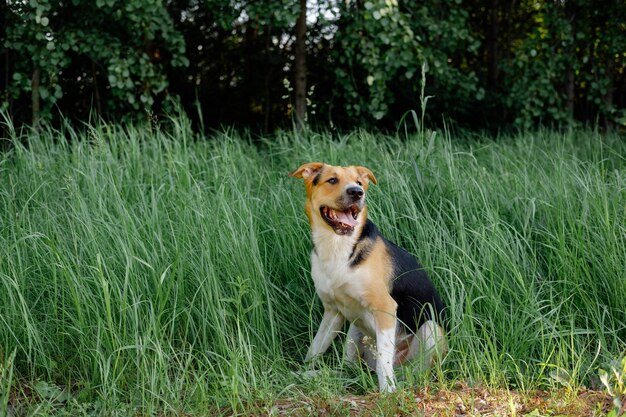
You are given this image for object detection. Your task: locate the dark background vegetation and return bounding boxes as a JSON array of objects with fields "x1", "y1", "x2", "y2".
[{"x1": 2, "y1": 0, "x2": 625, "y2": 133}]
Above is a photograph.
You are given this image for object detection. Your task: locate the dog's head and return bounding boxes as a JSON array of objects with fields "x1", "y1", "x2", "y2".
[{"x1": 290, "y1": 163, "x2": 377, "y2": 235}]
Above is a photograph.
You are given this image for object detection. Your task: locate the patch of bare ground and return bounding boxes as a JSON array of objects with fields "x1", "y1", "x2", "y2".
[{"x1": 261, "y1": 384, "x2": 612, "y2": 417}]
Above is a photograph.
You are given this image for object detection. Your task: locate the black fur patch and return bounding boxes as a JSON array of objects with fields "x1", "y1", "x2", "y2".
[
  {"x1": 350, "y1": 244, "x2": 372, "y2": 267},
  {"x1": 349, "y1": 219, "x2": 378, "y2": 267},
  {"x1": 356, "y1": 218, "x2": 378, "y2": 241},
  {"x1": 312, "y1": 166, "x2": 324, "y2": 186},
  {"x1": 388, "y1": 240, "x2": 447, "y2": 332}
]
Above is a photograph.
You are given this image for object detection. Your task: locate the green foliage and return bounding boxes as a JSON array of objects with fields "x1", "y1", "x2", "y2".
[
  {"x1": 505, "y1": 0, "x2": 626, "y2": 129},
  {"x1": 1, "y1": 0, "x2": 625, "y2": 130},
  {"x1": 600, "y1": 356, "x2": 626, "y2": 417},
  {"x1": 332, "y1": 0, "x2": 480, "y2": 123},
  {"x1": 334, "y1": 0, "x2": 420, "y2": 121},
  {"x1": 0, "y1": 350, "x2": 16, "y2": 417},
  {"x1": 5, "y1": 0, "x2": 67, "y2": 116},
  {"x1": 504, "y1": 2, "x2": 572, "y2": 128},
  {"x1": 245, "y1": 0, "x2": 301, "y2": 27},
  {"x1": 4, "y1": 0, "x2": 188, "y2": 122},
  {"x1": 405, "y1": 1, "x2": 483, "y2": 115}
]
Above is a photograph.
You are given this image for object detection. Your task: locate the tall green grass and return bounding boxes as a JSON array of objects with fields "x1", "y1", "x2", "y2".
[{"x1": 1, "y1": 119, "x2": 624, "y2": 414}]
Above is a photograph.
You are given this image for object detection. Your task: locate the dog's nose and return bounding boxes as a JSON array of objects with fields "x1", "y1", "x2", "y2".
[{"x1": 347, "y1": 186, "x2": 364, "y2": 200}]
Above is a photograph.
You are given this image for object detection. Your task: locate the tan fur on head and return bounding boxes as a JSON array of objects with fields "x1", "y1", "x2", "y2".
[
  {"x1": 290, "y1": 163, "x2": 376, "y2": 231},
  {"x1": 289, "y1": 162, "x2": 324, "y2": 180},
  {"x1": 290, "y1": 163, "x2": 377, "y2": 186},
  {"x1": 354, "y1": 166, "x2": 377, "y2": 185}
]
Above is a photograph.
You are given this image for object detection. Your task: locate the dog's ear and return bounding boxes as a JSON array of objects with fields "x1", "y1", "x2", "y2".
[
  {"x1": 356, "y1": 166, "x2": 378, "y2": 185},
  {"x1": 289, "y1": 162, "x2": 324, "y2": 180}
]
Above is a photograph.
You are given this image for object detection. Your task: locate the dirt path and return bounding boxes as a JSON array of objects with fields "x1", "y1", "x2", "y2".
[{"x1": 266, "y1": 384, "x2": 612, "y2": 416}]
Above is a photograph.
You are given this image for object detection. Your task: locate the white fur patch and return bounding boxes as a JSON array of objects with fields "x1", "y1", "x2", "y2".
[{"x1": 375, "y1": 326, "x2": 397, "y2": 392}]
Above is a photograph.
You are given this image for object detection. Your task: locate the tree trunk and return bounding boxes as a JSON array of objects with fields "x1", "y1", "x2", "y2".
[
  {"x1": 92, "y1": 60, "x2": 102, "y2": 116},
  {"x1": 565, "y1": 68, "x2": 575, "y2": 118},
  {"x1": 1, "y1": 1, "x2": 7, "y2": 103},
  {"x1": 603, "y1": 58, "x2": 614, "y2": 132},
  {"x1": 294, "y1": 0, "x2": 307, "y2": 128},
  {"x1": 32, "y1": 67, "x2": 40, "y2": 129},
  {"x1": 264, "y1": 26, "x2": 273, "y2": 133},
  {"x1": 487, "y1": 0, "x2": 499, "y2": 90},
  {"x1": 565, "y1": 4, "x2": 576, "y2": 120}
]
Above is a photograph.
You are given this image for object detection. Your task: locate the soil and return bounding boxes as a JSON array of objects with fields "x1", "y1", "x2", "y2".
[{"x1": 263, "y1": 383, "x2": 613, "y2": 417}]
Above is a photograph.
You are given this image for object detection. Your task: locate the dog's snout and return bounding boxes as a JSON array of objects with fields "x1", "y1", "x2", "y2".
[{"x1": 346, "y1": 186, "x2": 364, "y2": 200}]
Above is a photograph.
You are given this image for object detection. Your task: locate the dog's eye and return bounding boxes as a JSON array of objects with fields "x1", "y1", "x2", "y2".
[
  {"x1": 327, "y1": 177, "x2": 338, "y2": 185},
  {"x1": 356, "y1": 181, "x2": 363, "y2": 186}
]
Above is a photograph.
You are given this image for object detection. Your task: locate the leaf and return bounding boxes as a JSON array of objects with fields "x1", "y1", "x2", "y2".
[
  {"x1": 475, "y1": 87, "x2": 485, "y2": 100},
  {"x1": 35, "y1": 381, "x2": 60, "y2": 399},
  {"x1": 34, "y1": 381, "x2": 70, "y2": 402},
  {"x1": 549, "y1": 369, "x2": 572, "y2": 389},
  {"x1": 600, "y1": 369, "x2": 614, "y2": 395}
]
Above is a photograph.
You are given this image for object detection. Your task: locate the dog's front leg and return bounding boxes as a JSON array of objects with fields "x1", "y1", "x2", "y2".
[
  {"x1": 305, "y1": 309, "x2": 345, "y2": 361},
  {"x1": 375, "y1": 325, "x2": 397, "y2": 392},
  {"x1": 373, "y1": 307, "x2": 398, "y2": 393}
]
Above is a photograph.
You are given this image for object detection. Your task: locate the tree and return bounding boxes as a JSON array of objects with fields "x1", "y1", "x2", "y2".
[
  {"x1": 502, "y1": 0, "x2": 626, "y2": 130},
  {"x1": 330, "y1": 0, "x2": 481, "y2": 127},
  {"x1": 294, "y1": 0, "x2": 307, "y2": 127},
  {"x1": 2, "y1": 0, "x2": 624, "y2": 131},
  {"x1": 331, "y1": 0, "x2": 421, "y2": 123},
  {"x1": 3, "y1": 0, "x2": 188, "y2": 126}
]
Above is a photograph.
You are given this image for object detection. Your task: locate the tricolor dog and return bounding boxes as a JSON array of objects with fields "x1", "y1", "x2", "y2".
[{"x1": 290, "y1": 162, "x2": 448, "y2": 393}]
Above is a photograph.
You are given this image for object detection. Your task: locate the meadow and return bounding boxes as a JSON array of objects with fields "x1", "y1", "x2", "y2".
[{"x1": 1, "y1": 118, "x2": 625, "y2": 416}]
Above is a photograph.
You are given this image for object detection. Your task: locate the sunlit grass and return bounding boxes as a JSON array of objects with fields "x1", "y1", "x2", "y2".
[{"x1": 0, "y1": 119, "x2": 624, "y2": 415}]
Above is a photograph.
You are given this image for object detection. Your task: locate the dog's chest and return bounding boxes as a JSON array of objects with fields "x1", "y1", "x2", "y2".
[{"x1": 310, "y1": 232, "x2": 367, "y2": 319}]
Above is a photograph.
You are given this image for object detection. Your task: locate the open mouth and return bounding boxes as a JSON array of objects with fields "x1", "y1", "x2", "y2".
[{"x1": 320, "y1": 205, "x2": 360, "y2": 234}]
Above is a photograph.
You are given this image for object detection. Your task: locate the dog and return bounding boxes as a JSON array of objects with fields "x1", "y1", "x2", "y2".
[{"x1": 290, "y1": 162, "x2": 448, "y2": 393}]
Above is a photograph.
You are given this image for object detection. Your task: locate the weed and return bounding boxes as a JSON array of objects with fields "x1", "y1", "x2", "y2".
[{"x1": 600, "y1": 356, "x2": 626, "y2": 417}]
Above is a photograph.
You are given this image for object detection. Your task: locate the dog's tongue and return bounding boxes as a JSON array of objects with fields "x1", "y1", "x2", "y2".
[{"x1": 335, "y1": 209, "x2": 357, "y2": 227}]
